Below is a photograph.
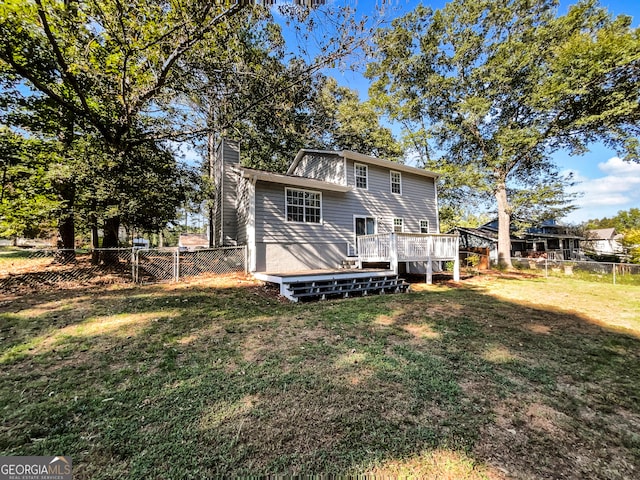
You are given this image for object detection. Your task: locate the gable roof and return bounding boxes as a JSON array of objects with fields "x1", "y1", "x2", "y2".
[
  {"x1": 238, "y1": 167, "x2": 352, "y2": 192},
  {"x1": 288, "y1": 149, "x2": 440, "y2": 180},
  {"x1": 453, "y1": 226, "x2": 498, "y2": 242},
  {"x1": 588, "y1": 228, "x2": 617, "y2": 240}
]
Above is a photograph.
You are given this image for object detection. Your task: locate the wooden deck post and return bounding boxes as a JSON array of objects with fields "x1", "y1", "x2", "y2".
[
  {"x1": 453, "y1": 255, "x2": 460, "y2": 281},
  {"x1": 390, "y1": 233, "x2": 398, "y2": 274},
  {"x1": 426, "y1": 257, "x2": 433, "y2": 284},
  {"x1": 453, "y1": 235, "x2": 460, "y2": 281}
]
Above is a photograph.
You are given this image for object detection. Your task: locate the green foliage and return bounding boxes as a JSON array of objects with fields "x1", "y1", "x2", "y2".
[
  {"x1": 0, "y1": 129, "x2": 59, "y2": 239},
  {"x1": 1, "y1": 0, "x2": 386, "y2": 248},
  {"x1": 0, "y1": 0, "x2": 264, "y2": 149},
  {"x1": 367, "y1": 0, "x2": 640, "y2": 265},
  {"x1": 621, "y1": 229, "x2": 640, "y2": 264},
  {"x1": 178, "y1": 9, "x2": 401, "y2": 175},
  {"x1": 309, "y1": 77, "x2": 403, "y2": 160},
  {"x1": 586, "y1": 208, "x2": 640, "y2": 232}
]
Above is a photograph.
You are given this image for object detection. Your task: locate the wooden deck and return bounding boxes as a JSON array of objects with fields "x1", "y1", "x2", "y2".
[{"x1": 357, "y1": 233, "x2": 460, "y2": 282}]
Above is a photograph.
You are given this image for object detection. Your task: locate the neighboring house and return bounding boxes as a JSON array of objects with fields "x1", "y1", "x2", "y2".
[
  {"x1": 451, "y1": 227, "x2": 500, "y2": 265},
  {"x1": 178, "y1": 233, "x2": 209, "y2": 251},
  {"x1": 452, "y1": 219, "x2": 582, "y2": 262},
  {"x1": 583, "y1": 228, "x2": 625, "y2": 257},
  {"x1": 519, "y1": 219, "x2": 583, "y2": 260},
  {"x1": 213, "y1": 139, "x2": 458, "y2": 278}
]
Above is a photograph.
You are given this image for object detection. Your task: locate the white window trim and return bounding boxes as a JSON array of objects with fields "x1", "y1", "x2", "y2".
[
  {"x1": 420, "y1": 219, "x2": 430, "y2": 234},
  {"x1": 390, "y1": 171, "x2": 402, "y2": 195},
  {"x1": 352, "y1": 215, "x2": 377, "y2": 257},
  {"x1": 353, "y1": 215, "x2": 378, "y2": 237},
  {"x1": 284, "y1": 187, "x2": 323, "y2": 224},
  {"x1": 354, "y1": 163, "x2": 368, "y2": 190},
  {"x1": 393, "y1": 217, "x2": 404, "y2": 233}
]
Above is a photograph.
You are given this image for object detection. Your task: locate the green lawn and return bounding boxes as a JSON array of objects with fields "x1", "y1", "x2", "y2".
[{"x1": 1, "y1": 274, "x2": 639, "y2": 479}]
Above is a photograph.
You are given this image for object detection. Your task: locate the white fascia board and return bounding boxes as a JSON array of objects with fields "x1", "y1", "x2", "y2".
[{"x1": 239, "y1": 167, "x2": 351, "y2": 192}]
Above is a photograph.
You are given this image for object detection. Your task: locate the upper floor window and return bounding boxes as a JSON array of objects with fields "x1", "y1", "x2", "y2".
[
  {"x1": 355, "y1": 163, "x2": 368, "y2": 189},
  {"x1": 420, "y1": 219, "x2": 429, "y2": 233},
  {"x1": 286, "y1": 188, "x2": 321, "y2": 224},
  {"x1": 393, "y1": 217, "x2": 404, "y2": 233},
  {"x1": 390, "y1": 171, "x2": 402, "y2": 194}
]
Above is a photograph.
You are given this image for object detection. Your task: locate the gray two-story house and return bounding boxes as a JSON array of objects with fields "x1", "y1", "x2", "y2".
[{"x1": 213, "y1": 139, "x2": 458, "y2": 287}]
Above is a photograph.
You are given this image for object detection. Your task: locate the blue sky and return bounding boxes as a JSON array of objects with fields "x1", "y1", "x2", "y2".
[{"x1": 301, "y1": 0, "x2": 640, "y2": 224}]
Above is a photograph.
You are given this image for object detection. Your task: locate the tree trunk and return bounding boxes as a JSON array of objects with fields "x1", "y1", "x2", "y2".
[
  {"x1": 56, "y1": 182, "x2": 76, "y2": 264},
  {"x1": 102, "y1": 216, "x2": 120, "y2": 265},
  {"x1": 495, "y1": 180, "x2": 513, "y2": 269},
  {"x1": 90, "y1": 215, "x2": 100, "y2": 265}
]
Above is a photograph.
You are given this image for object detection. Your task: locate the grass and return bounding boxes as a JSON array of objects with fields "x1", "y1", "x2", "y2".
[{"x1": 1, "y1": 273, "x2": 639, "y2": 479}]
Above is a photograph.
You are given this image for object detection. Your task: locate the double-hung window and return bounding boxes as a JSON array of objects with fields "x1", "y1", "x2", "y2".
[
  {"x1": 393, "y1": 218, "x2": 404, "y2": 233},
  {"x1": 390, "y1": 171, "x2": 402, "y2": 194},
  {"x1": 420, "y1": 220, "x2": 430, "y2": 233},
  {"x1": 355, "y1": 163, "x2": 368, "y2": 189},
  {"x1": 286, "y1": 188, "x2": 321, "y2": 224}
]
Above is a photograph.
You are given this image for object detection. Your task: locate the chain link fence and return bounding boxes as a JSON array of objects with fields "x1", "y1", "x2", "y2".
[
  {"x1": 0, "y1": 248, "x2": 134, "y2": 293},
  {"x1": 133, "y1": 247, "x2": 246, "y2": 283},
  {"x1": 0, "y1": 246, "x2": 246, "y2": 293},
  {"x1": 512, "y1": 257, "x2": 640, "y2": 285}
]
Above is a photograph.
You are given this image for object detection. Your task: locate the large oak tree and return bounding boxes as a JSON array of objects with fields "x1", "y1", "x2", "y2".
[{"x1": 367, "y1": 0, "x2": 640, "y2": 267}]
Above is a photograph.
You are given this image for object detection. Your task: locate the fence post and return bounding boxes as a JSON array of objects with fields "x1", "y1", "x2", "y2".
[
  {"x1": 545, "y1": 257, "x2": 548, "y2": 278},
  {"x1": 613, "y1": 263, "x2": 616, "y2": 285},
  {"x1": 175, "y1": 249, "x2": 180, "y2": 282},
  {"x1": 131, "y1": 247, "x2": 136, "y2": 283}
]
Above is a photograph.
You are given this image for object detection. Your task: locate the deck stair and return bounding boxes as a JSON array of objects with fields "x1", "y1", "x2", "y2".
[
  {"x1": 339, "y1": 258, "x2": 358, "y2": 269},
  {"x1": 284, "y1": 273, "x2": 409, "y2": 302}
]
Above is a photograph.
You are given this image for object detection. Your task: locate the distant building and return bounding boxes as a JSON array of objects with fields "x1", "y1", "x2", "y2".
[
  {"x1": 451, "y1": 219, "x2": 583, "y2": 262},
  {"x1": 583, "y1": 228, "x2": 625, "y2": 258},
  {"x1": 178, "y1": 233, "x2": 209, "y2": 251}
]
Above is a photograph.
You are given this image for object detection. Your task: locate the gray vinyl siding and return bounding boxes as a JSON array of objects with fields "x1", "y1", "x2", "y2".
[
  {"x1": 214, "y1": 139, "x2": 240, "y2": 245},
  {"x1": 213, "y1": 143, "x2": 223, "y2": 245},
  {"x1": 236, "y1": 176, "x2": 250, "y2": 246},
  {"x1": 253, "y1": 162, "x2": 437, "y2": 259},
  {"x1": 290, "y1": 153, "x2": 345, "y2": 184},
  {"x1": 255, "y1": 182, "x2": 350, "y2": 244},
  {"x1": 344, "y1": 159, "x2": 439, "y2": 234},
  {"x1": 254, "y1": 169, "x2": 437, "y2": 242}
]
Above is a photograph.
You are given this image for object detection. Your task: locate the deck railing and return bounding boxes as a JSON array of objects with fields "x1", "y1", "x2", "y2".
[
  {"x1": 396, "y1": 233, "x2": 459, "y2": 260},
  {"x1": 357, "y1": 233, "x2": 460, "y2": 282},
  {"x1": 357, "y1": 234, "x2": 391, "y2": 261}
]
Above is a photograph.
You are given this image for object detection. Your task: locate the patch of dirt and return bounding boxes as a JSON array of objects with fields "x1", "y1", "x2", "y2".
[
  {"x1": 366, "y1": 448, "x2": 507, "y2": 480},
  {"x1": 526, "y1": 323, "x2": 552, "y2": 334},
  {"x1": 402, "y1": 323, "x2": 441, "y2": 340}
]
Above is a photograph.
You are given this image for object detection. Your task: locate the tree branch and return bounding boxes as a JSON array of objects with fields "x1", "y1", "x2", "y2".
[
  {"x1": 33, "y1": 0, "x2": 112, "y2": 141},
  {"x1": 130, "y1": 4, "x2": 244, "y2": 118}
]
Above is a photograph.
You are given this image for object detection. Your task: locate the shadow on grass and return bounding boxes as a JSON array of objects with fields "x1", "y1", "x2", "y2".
[{"x1": 0, "y1": 280, "x2": 639, "y2": 479}]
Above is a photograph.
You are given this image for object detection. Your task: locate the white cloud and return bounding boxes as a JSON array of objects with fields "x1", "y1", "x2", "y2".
[
  {"x1": 563, "y1": 157, "x2": 640, "y2": 223},
  {"x1": 598, "y1": 156, "x2": 640, "y2": 176}
]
